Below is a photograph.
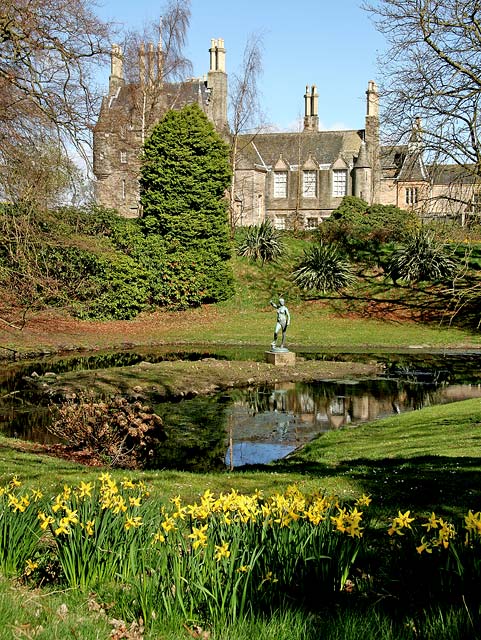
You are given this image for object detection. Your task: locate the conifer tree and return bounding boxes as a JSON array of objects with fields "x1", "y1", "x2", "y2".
[{"x1": 140, "y1": 103, "x2": 234, "y2": 303}]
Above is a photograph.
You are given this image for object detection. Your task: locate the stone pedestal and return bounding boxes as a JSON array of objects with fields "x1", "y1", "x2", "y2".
[{"x1": 265, "y1": 350, "x2": 296, "y2": 366}]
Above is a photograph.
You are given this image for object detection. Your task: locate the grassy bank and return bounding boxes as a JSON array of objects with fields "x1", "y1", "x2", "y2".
[
  {"x1": 2, "y1": 237, "x2": 481, "y2": 359},
  {"x1": 2, "y1": 397, "x2": 480, "y2": 514},
  {"x1": 1, "y1": 398, "x2": 481, "y2": 638}
]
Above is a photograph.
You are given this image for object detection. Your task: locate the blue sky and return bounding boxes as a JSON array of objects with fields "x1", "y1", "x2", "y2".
[{"x1": 96, "y1": 0, "x2": 386, "y2": 132}]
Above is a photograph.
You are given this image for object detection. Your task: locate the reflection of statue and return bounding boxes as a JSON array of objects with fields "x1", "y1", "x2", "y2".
[{"x1": 270, "y1": 297, "x2": 290, "y2": 350}]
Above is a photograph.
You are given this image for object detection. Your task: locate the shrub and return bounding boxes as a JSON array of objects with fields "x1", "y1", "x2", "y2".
[
  {"x1": 48, "y1": 397, "x2": 164, "y2": 468},
  {"x1": 318, "y1": 196, "x2": 419, "y2": 262},
  {"x1": 292, "y1": 243, "x2": 356, "y2": 293},
  {"x1": 386, "y1": 229, "x2": 458, "y2": 283},
  {"x1": 236, "y1": 219, "x2": 285, "y2": 264}
]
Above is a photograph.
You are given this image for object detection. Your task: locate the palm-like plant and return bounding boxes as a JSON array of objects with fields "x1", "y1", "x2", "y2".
[
  {"x1": 236, "y1": 219, "x2": 285, "y2": 264},
  {"x1": 386, "y1": 230, "x2": 457, "y2": 283},
  {"x1": 292, "y1": 243, "x2": 356, "y2": 293}
]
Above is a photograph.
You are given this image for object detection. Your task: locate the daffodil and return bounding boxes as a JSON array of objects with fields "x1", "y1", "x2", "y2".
[
  {"x1": 55, "y1": 518, "x2": 71, "y2": 536},
  {"x1": 416, "y1": 538, "x2": 433, "y2": 554},
  {"x1": 10, "y1": 475, "x2": 21, "y2": 488},
  {"x1": 30, "y1": 489, "x2": 43, "y2": 502},
  {"x1": 85, "y1": 519, "x2": 95, "y2": 536},
  {"x1": 121, "y1": 477, "x2": 136, "y2": 489},
  {"x1": 125, "y1": 515, "x2": 143, "y2": 530},
  {"x1": 260, "y1": 571, "x2": 278, "y2": 586},
  {"x1": 24, "y1": 559, "x2": 38, "y2": 576},
  {"x1": 52, "y1": 494, "x2": 65, "y2": 513},
  {"x1": 465, "y1": 510, "x2": 481, "y2": 537},
  {"x1": 237, "y1": 565, "x2": 250, "y2": 573},
  {"x1": 8, "y1": 494, "x2": 28, "y2": 512},
  {"x1": 188, "y1": 524, "x2": 208, "y2": 550},
  {"x1": 161, "y1": 517, "x2": 176, "y2": 533},
  {"x1": 214, "y1": 541, "x2": 230, "y2": 561},
  {"x1": 38, "y1": 512, "x2": 55, "y2": 530},
  {"x1": 388, "y1": 510, "x2": 415, "y2": 535},
  {"x1": 77, "y1": 481, "x2": 93, "y2": 498},
  {"x1": 355, "y1": 494, "x2": 372, "y2": 507},
  {"x1": 152, "y1": 531, "x2": 166, "y2": 544},
  {"x1": 422, "y1": 512, "x2": 439, "y2": 532}
]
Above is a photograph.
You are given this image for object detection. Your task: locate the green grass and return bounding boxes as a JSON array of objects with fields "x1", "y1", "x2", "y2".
[
  {"x1": 3, "y1": 397, "x2": 481, "y2": 514},
  {"x1": 278, "y1": 397, "x2": 481, "y2": 517},
  {"x1": 2, "y1": 233, "x2": 481, "y2": 637}
]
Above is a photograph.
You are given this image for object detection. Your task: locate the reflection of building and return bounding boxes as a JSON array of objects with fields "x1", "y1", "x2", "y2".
[{"x1": 93, "y1": 40, "x2": 481, "y2": 225}]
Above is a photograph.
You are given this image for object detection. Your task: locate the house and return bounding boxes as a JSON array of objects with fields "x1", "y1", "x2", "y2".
[{"x1": 92, "y1": 39, "x2": 480, "y2": 226}]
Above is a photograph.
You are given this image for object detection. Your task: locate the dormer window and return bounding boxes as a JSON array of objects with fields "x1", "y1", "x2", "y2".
[
  {"x1": 273, "y1": 171, "x2": 288, "y2": 198},
  {"x1": 332, "y1": 169, "x2": 347, "y2": 197},
  {"x1": 302, "y1": 170, "x2": 317, "y2": 197}
]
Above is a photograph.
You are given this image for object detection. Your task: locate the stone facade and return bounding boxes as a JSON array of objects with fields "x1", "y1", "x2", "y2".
[
  {"x1": 93, "y1": 39, "x2": 480, "y2": 226},
  {"x1": 93, "y1": 39, "x2": 228, "y2": 217}
]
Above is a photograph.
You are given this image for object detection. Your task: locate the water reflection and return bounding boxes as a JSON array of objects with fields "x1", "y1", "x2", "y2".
[
  {"x1": 2, "y1": 351, "x2": 481, "y2": 470},
  {"x1": 224, "y1": 378, "x2": 481, "y2": 467}
]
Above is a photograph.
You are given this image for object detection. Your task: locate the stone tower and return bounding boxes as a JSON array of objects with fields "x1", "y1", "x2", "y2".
[
  {"x1": 93, "y1": 38, "x2": 229, "y2": 217},
  {"x1": 353, "y1": 140, "x2": 372, "y2": 202},
  {"x1": 206, "y1": 38, "x2": 228, "y2": 133}
]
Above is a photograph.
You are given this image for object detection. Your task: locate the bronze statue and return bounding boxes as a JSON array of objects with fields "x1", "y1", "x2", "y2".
[{"x1": 270, "y1": 297, "x2": 290, "y2": 350}]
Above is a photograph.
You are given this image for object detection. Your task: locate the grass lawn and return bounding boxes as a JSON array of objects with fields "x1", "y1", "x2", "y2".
[
  {"x1": 1, "y1": 237, "x2": 481, "y2": 637},
  {"x1": 1, "y1": 398, "x2": 481, "y2": 639}
]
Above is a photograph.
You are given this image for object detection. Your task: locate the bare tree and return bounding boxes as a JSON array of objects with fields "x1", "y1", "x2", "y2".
[
  {"x1": 364, "y1": 0, "x2": 481, "y2": 185},
  {"x1": 0, "y1": 0, "x2": 110, "y2": 157},
  {"x1": 229, "y1": 32, "x2": 264, "y2": 232},
  {"x1": 0, "y1": 135, "x2": 79, "y2": 208},
  {"x1": 120, "y1": 1, "x2": 192, "y2": 144}
]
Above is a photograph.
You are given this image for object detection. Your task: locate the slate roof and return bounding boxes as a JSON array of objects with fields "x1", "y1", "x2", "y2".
[
  {"x1": 381, "y1": 144, "x2": 480, "y2": 186},
  {"x1": 95, "y1": 78, "x2": 208, "y2": 130},
  {"x1": 236, "y1": 130, "x2": 364, "y2": 170},
  {"x1": 427, "y1": 164, "x2": 478, "y2": 186},
  {"x1": 380, "y1": 145, "x2": 407, "y2": 172}
]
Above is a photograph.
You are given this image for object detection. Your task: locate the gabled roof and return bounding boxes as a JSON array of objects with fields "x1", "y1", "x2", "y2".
[
  {"x1": 381, "y1": 144, "x2": 481, "y2": 186},
  {"x1": 397, "y1": 150, "x2": 430, "y2": 182},
  {"x1": 95, "y1": 79, "x2": 209, "y2": 130},
  {"x1": 236, "y1": 130, "x2": 364, "y2": 171}
]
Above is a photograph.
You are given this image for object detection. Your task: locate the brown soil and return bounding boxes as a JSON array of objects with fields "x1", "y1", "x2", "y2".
[{"x1": 0, "y1": 307, "x2": 220, "y2": 361}]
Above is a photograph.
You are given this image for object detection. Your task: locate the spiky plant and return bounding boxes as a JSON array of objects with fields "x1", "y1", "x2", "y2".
[
  {"x1": 386, "y1": 230, "x2": 457, "y2": 283},
  {"x1": 236, "y1": 219, "x2": 285, "y2": 264},
  {"x1": 292, "y1": 243, "x2": 356, "y2": 293}
]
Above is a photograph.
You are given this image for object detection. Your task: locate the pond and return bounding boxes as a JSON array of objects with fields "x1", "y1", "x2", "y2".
[{"x1": 1, "y1": 348, "x2": 481, "y2": 470}]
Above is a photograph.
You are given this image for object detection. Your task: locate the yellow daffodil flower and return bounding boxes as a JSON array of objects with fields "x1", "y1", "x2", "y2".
[
  {"x1": 124, "y1": 516, "x2": 143, "y2": 530},
  {"x1": 152, "y1": 531, "x2": 166, "y2": 544},
  {"x1": 25, "y1": 559, "x2": 38, "y2": 576},
  {"x1": 188, "y1": 524, "x2": 208, "y2": 550},
  {"x1": 214, "y1": 541, "x2": 230, "y2": 561},
  {"x1": 77, "y1": 481, "x2": 93, "y2": 498},
  {"x1": 422, "y1": 512, "x2": 439, "y2": 532},
  {"x1": 38, "y1": 512, "x2": 55, "y2": 530}
]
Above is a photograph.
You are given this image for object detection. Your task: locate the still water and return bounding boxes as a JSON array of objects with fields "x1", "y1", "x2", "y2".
[{"x1": 1, "y1": 349, "x2": 481, "y2": 470}]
